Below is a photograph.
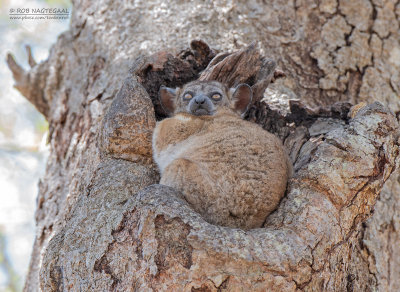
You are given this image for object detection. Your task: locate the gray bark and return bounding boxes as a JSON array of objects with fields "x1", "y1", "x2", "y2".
[{"x1": 7, "y1": 0, "x2": 400, "y2": 291}]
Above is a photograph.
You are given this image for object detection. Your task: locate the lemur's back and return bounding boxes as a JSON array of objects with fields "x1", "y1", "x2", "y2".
[
  {"x1": 152, "y1": 80, "x2": 291, "y2": 229},
  {"x1": 154, "y1": 111, "x2": 290, "y2": 229},
  {"x1": 180, "y1": 112, "x2": 287, "y2": 188}
]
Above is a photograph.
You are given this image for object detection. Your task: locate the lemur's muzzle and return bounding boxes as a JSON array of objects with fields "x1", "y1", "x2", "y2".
[{"x1": 189, "y1": 95, "x2": 214, "y2": 116}]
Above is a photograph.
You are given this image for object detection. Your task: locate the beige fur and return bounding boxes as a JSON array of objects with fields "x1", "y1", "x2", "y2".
[{"x1": 152, "y1": 81, "x2": 291, "y2": 229}]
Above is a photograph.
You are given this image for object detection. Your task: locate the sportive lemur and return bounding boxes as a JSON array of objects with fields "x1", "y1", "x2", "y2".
[{"x1": 152, "y1": 80, "x2": 292, "y2": 229}]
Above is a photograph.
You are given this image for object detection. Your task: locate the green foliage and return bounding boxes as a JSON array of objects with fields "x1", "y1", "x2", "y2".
[
  {"x1": 35, "y1": 116, "x2": 48, "y2": 135},
  {"x1": 43, "y1": 0, "x2": 71, "y2": 8}
]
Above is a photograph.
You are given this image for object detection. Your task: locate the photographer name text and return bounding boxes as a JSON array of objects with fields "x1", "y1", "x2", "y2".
[
  {"x1": 9, "y1": 8, "x2": 70, "y2": 21},
  {"x1": 10, "y1": 8, "x2": 70, "y2": 14}
]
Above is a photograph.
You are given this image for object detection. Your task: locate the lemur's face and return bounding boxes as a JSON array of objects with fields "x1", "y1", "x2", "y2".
[
  {"x1": 159, "y1": 80, "x2": 252, "y2": 117},
  {"x1": 178, "y1": 81, "x2": 230, "y2": 116}
]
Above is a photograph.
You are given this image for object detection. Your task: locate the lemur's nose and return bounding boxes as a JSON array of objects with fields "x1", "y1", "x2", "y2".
[{"x1": 194, "y1": 96, "x2": 206, "y2": 104}]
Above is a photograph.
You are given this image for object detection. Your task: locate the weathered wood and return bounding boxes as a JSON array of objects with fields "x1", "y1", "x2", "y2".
[
  {"x1": 199, "y1": 42, "x2": 281, "y2": 106},
  {"x1": 39, "y1": 43, "x2": 399, "y2": 291},
  {"x1": 41, "y1": 76, "x2": 400, "y2": 290},
  {"x1": 6, "y1": 1, "x2": 399, "y2": 291},
  {"x1": 132, "y1": 40, "x2": 216, "y2": 119},
  {"x1": 132, "y1": 41, "x2": 285, "y2": 120},
  {"x1": 6, "y1": 50, "x2": 50, "y2": 118}
]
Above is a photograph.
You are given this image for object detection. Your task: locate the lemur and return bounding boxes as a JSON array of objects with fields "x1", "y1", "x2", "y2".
[{"x1": 152, "y1": 80, "x2": 291, "y2": 229}]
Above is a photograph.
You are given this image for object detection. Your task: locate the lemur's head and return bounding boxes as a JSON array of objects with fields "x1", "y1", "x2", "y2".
[{"x1": 159, "y1": 80, "x2": 252, "y2": 117}]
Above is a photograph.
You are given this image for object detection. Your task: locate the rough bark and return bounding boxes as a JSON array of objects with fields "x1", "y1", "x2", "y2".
[
  {"x1": 41, "y1": 78, "x2": 399, "y2": 291},
  {"x1": 7, "y1": 0, "x2": 400, "y2": 291}
]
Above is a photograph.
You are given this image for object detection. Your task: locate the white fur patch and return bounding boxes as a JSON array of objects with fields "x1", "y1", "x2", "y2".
[
  {"x1": 154, "y1": 141, "x2": 193, "y2": 173},
  {"x1": 154, "y1": 143, "x2": 186, "y2": 174},
  {"x1": 155, "y1": 144, "x2": 181, "y2": 173},
  {"x1": 152, "y1": 115, "x2": 194, "y2": 173},
  {"x1": 175, "y1": 114, "x2": 193, "y2": 122}
]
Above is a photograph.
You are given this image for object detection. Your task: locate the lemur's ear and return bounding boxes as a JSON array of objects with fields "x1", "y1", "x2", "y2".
[
  {"x1": 231, "y1": 84, "x2": 252, "y2": 115},
  {"x1": 159, "y1": 86, "x2": 177, "y2": 115}
]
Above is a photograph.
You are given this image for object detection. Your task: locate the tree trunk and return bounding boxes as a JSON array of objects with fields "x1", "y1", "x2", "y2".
[{"x1": 7, "y1": 1, "x2": 400, "y2": 291}]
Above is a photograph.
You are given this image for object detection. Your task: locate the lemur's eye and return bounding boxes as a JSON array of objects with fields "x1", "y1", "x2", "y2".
[
  {"x1": 211, "y1": 93, "x2": 221, "y2": 100},
  {"x1": 183, "y1": 93, "x2": 193, "y2": 100}
]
